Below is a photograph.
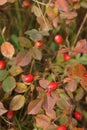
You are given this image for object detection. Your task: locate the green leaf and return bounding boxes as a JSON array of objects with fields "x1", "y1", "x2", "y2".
[
  {"x1": 31, "y1": 47, "x2": 42, "y2": 60},
  {"x1": 9, "y1": 65, "x2": 23, "y2": 76},
  {"x1": 50, "y1": 42, "x2": 58, "y2": 52},
  {"x1": 25, "y1": 29, "x2": 42, "y2": 42},
  {"x1": 0, "y1": 69, "x2": 8, "y2": 81},
  {"x1": 59, "y1": 115, "x2": 68, "y2": 124},
  {"x1": 18, "y1": 37, "x2": 32, "y2": 48},
  {"x1": 11, "y1": 34, "x2": 22, "y2": 50},
  {"x1": 2, "y1": 76, "x2": 16, "y2": 92}
]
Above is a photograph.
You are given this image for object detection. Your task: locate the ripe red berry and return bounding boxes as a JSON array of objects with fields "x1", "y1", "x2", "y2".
[
  {"x1": 23, "y1": 1, "x2": 30, "y2": 7},
  {"x1": 35, "y1": 40, "x2": 43, "y2": 48},
  {"x1": 63, "y1": 53, "x2": 70, "y2": 61},
  {"x1": 22, "y1": 74, "x2": 34, "y2": 83},
  {"x1": 74, "y1": 111, "x2": 82, "y2": 120},
  {"x1": 0, "y1": 60, "x2": 6, "y2": 69},
  {"x1": 57, "y1": 125, "x2": 67, "y2": 130},
  {"x1": 84, "y1": 73, "x2": 87, "y2": 78},
  {"x1": 48, "y1": 82, "x2": 58, "y2": 91},
  {"x1": 54, "y1": 34, "x2": 63, "y2": 44},
  {"x1": 7, "y1": 110, "x2": 14, "y2": 119}
]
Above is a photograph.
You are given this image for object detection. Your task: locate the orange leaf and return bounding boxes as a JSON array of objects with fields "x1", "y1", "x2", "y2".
[{"x1": 1, "y1": 42, "x2": 15, "y2": 59}]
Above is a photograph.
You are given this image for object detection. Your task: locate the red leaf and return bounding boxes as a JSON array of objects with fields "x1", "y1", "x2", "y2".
[
  {"x1": 55, "y1": 0, "x2": 69, "y2": 12},
  {"x1": 28, "y1": 98, "x2": 43, "y2": 115},
  {"x1": 39, "y1": 79, "x2": 49, "y2": 89},
  {"x1": 67, "y1": 79, "x2": 77, "y2": 92},
  {"x1": 46, "y1": 109, "x2": 56, "y2": 119},
  {"x1": 16, "y1": 50, "x2": 32, "y2": 67}
]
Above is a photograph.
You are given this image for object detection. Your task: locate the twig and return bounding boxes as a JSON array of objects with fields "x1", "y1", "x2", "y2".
[
  {"x1": 73, "y1": 12, "x2": 87, "y2": 46},
  {"x1": 32, "y1": 0, "x2": 49, "y2": 6},
  {"x1": 0, "y1": 116, "x2": 13, "y2": 125}
]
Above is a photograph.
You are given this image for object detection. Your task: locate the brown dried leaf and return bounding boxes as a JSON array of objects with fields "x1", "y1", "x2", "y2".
[
  {"x1": 1, "y1": 42, "x2": 15, "y2": 59},
  {"x1": 9, "y1": 65, "x2": 23, "y2": 76},
  {"x1": 67, "y1": 79, "x2": 77, "y2": 92},
  {"x1": 35, "y1": 114, "x2": 51, "y2": 130},
  {"x1": 71, "y1": 64, "x2": 86, "y2": 78},
  {"x1": 72, "y1": 39, "x2": 87, "y2": 54},
  {"x1": 32, "y1": 5, "x2": 42, "y2": 17},
  {"x1": 55, "y1": 0, "x2": 69, "y2": 12},
  {"x1": 28, "y1": 98, "x2": 43, "y2": 115},
  {"x1": 0, "y1": 102, "x2": 7, "y2": 116},
  {"x1": 46, "y1": 109, "x2": 56, "y2": 119}
]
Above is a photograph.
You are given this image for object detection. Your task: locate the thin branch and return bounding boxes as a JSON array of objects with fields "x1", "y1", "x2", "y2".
[{"x1": 73, "y1": 13, "x2": 87, "y2": 46}]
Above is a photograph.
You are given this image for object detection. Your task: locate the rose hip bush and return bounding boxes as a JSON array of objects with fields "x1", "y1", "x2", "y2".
[{"x1": 0, "y1": 0, "x2": 87, "y2": 130}]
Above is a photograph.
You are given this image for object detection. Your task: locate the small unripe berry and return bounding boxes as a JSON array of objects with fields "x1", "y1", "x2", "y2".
[
  {"x1": 63, "y1": 53, "x2": 70, "y2": 61},
  {"x1": 35, "y1": 40, "x2": 43, "y2": 48},
  {"x1": 22, "y1": 74, "x2": 34, "y2": 83},
  {"x1": 7, "y1": 110, "x2": 14, "y2": 119},
  {"x1": 57, "y1": 125, "x2": 67, "y2": 130},
  {"x1": 54, "y1": 34, "x2": 63, "y2": 44},
  {"x1": 0, "y1": 60, "x2": 6, "y2": 69},
  {"x1": 48, "y1": 82, "x2": 58, "y2": 91},
  {"x1": 74, "y1": 111, "x2": 82, "y2": 120}
]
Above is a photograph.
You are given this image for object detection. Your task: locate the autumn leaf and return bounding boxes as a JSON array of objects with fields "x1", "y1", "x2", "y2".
[
  {"x1": 0, "y1": 102, "x2": 7, "y2": 116},
  {"x1": 1, "y1": 42, "x2": 15, "y2": 59},
  {"x1": 28, "y1": 98, "x2": 43, "y2": 115},
  {"x1": 69, "y1": 64, "x2": 87, "y2": 90},
  {"x1": 72, "y1": 39, "x2": 87, "y2": 54},
  {"x1": 16, "y1": 50, "x2": 32, "y2": 66},
  {"x1": 0, "y1": 0, "x2": 7, "y2": 5},
  {"x1": 35, "y1": 114, "x2": 51, "y2": 130},
  {"x1": 55, "y1": 0, "x2": 69, "y2": 12},
  {"x1": 39, "y1": 79, "x2": 49, "y2": 89},
  {"x1": 10, "y1": 95, "x2": 25, "y2": 111}
]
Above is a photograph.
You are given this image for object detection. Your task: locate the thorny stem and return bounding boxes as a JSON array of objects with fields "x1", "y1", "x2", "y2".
[{"x1": 73, "y1": 12, "x2": 87, "y2": 46}]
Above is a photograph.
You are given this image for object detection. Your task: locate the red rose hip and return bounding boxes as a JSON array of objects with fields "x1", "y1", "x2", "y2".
[
  {"x1": 57, "y1": 125, "x2": 67, "y2": 130},
  {"x1": 48, "y1": 82, "x2": 58, "y2": 91},
  {"x1": 0, "y1": 60, "x2": 6, "y2": 69},
  {"x1": 74, "y1": 111, "x2": 82, "y2": 120},
  {"x1": 23, "y1": 1, "x2": 30, "y2": 7},
  {"x1": 22, "y1": 74, "x2": 34, "y2": 83},
  {"x1": 63, "y1": 53, "x2": 70, "y2": 61},
  {"x1": 54, "y1": 34, "x2": 63, "y2": 44},
  {"x1": 7, "y1": 110, "x2": 14, "y2": 119}
]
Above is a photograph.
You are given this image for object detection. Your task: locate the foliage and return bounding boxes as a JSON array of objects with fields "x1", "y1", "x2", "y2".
[{"x1": 0, "y1": 0, "x2": 87, "y2": 130}]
